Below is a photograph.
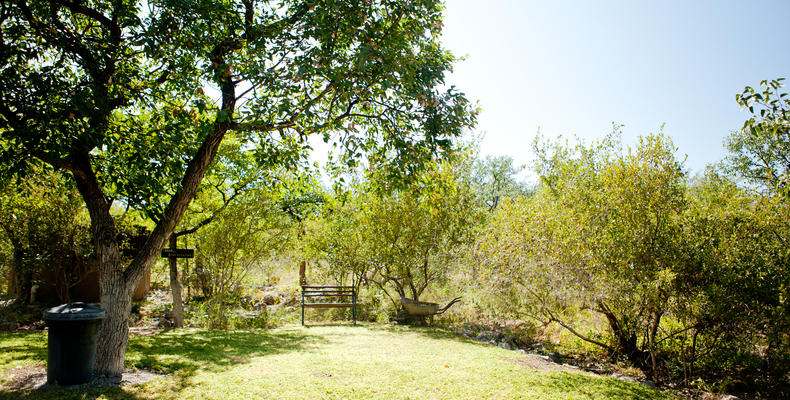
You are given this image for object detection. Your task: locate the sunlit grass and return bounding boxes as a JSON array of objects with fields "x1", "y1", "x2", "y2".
[
  {"x1": 0, "y1": 324, "x2": 676, "y2": 399},
  {"x1": 0, "y1": 331, "x2": 46, "y2": 373}
]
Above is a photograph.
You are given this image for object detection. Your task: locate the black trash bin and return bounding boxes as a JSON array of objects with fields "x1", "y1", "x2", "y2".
[{"x1": 44, "y1": 302, "x2": 106, "y2": 385}]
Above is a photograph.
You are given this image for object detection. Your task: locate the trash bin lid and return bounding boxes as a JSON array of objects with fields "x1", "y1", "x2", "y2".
[{"x1": 44, "y1": 302, "x2": 106, "y2": 321}]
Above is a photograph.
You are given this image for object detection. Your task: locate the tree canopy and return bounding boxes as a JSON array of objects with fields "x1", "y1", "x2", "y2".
[
  {"x1": 728, "y1": 78, "x2": 790, "y2": 198},
  {"x1": 0, "y1": 0, "x2": 475, "y2": 375}
]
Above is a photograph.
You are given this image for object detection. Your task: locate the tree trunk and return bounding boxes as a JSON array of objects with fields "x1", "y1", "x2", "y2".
[
  {"x1": 11, "y1": 248, "x2": 32, "y2": 305},
  {"x1": 169, "y1": 236, "x2": 184, "y2": 328},
  {"x1": 297, "y1": 222, "x2": 307, "y2": 285},
  {"x1": 96, "y1": 266, "x2": 130, "y2": 376},
  {"x1": 598, "y1": 302, "x2": 649, "y2": 372},
  {"x1": 68, "y1": 152, "x2": 129, "y2": 377},
  {"x1": 6, "y1": 262, "x2": 14, "y2": 298},
  {"x1": 68, "y1": 43, "x2": 237, "y2": 378},
  {"x1": 18, "y1": 270, "x2": 33, "y2": 304},
  {"x1": 648, "y1": 310, "x2": 662, "y2": 381},
  {"x1": 93, "y1": 219, "x2": 129, "y2": 376},
  {"x1": 299, "y1": 260, "x2": 307, "y2": 285}
]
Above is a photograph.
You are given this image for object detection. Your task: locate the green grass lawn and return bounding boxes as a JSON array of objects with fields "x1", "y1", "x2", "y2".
[{"x1": 0, "y1": 324, "x2": 676, "y2": 400}]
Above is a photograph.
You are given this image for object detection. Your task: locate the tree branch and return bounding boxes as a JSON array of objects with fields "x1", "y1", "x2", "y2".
[
  {"x1": 123, "y1": 38, "x2": 240, "y2": 288},
  {"x1": 174, "y1": 182, "x2": 248, "y2": 237},
  {"x1": 45, "y1": 0, "x2": 121, "y2": 39}
]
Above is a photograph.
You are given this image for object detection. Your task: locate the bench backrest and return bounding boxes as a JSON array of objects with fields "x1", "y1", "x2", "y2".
[
  {"x1": 300, "y1": 285, "x2": 357, "y2": 325},
  {"x1": 301, "y1": 285, "x2": 355, "y2": 298}
]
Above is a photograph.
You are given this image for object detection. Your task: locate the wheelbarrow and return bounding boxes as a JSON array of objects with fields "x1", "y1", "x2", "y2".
[{"x1": 399, "y1": 296, "x2": 462, "y2": 325}]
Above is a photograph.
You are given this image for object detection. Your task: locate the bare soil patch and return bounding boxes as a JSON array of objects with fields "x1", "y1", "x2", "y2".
[
  {"x1": 1, "y1": 363, "x2": 166, "y2": 391},
  {"x1": 1, "y1": 364, "x2": 46, "y2": 391}
]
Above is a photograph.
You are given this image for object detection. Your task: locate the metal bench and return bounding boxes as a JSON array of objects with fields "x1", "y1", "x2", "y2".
[{"x1": 301, "y1": 285, "x2": 357, "y2": 326}]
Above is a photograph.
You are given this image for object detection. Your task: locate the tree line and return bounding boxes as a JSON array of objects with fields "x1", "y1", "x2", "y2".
[{"x1": 0, "y1": 0, "x2": 786, "y2": 395}]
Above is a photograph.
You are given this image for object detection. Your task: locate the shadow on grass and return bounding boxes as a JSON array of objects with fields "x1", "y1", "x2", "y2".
[
  {"x1": 301, "y1": 322, "x2": 366, "y2": 328},
  {"x1": 544, "y1": 372, "x2": 668, "y2": 400},
  {"x1": 0, "y1": 386, "x2": 145, "y2": 400},
  {"x1": 1, "y1": 328, "x2": 322, "y2": 400},
  {"x1": 365, "y1": 323, "x2": 519, "y2": 354},
  {"x1": 372, "y1": 323, "x2": 487, "y2": 346},
  {"x1": 126, "y1": 328, "x2": 322, "y2": 375}
]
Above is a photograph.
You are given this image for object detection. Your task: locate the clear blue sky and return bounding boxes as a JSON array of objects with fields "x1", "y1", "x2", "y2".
[{"x1": 441, "y1": 0, "x2": 790, "y2": 177}]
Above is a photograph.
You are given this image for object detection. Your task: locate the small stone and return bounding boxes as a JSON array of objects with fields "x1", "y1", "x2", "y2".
[
  {"x1": 475, "y1": 333, "x2": 492, "y2": 342},
  {"x1": 156, "y1": 317, "x2": 173, "y2": 328},
  {"x1": 0, "y1": 320, "x2": 16, "y2": 331},
  {"x1": 498, "y1": 342, "x2": 512, "y2": 350},
  {"x1": 458, "y1": 329, "x2": 474, "y2": 337},
  {"x1": 612, "y1": 373, "x2": 636, "y2": 383}
]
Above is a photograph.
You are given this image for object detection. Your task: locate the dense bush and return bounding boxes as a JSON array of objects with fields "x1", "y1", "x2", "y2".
[
  {"x1": 477, "y1": 132, "x2": 688, "y2": 376},
  {"x1": 0, "y1": 168, "x2": 92, "y2": 304},
  {"x1": 682, "y1": 172, "x2": 789, "y2": 393},
  {"x1": 475, "y1": 130, "x2": 788, "y2": 394}
]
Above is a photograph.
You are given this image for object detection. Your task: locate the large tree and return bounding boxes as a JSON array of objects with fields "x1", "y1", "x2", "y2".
[{"x1": 0, "y1": 0, "x2": 474, "y2": 376}]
